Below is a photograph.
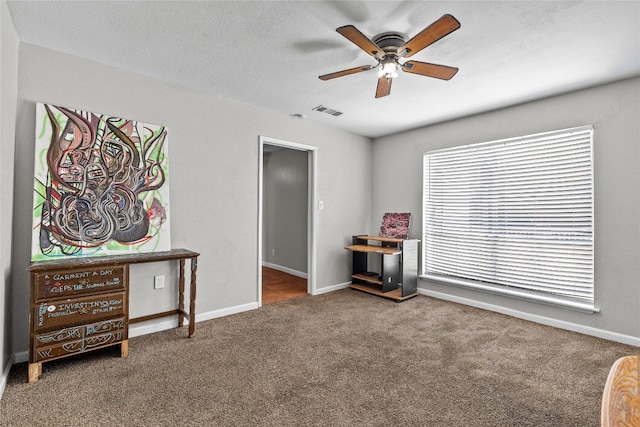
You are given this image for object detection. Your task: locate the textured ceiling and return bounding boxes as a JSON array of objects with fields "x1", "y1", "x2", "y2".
[{"x1": 6, "y1": 0, "x2": 640, "y2": 138}]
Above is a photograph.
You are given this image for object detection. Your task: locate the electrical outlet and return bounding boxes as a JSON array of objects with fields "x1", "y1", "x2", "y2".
[
  {"x1": 271, "y1": 249, "x2": 275, "y2": 257},
  {"x1": 154, "y1": 275, "x2": 165, "y2": 289}
]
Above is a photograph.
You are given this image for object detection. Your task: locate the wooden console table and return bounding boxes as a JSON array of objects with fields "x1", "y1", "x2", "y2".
[{"x1": 27, "y1": 248, "x2": 199, "y2": 382}]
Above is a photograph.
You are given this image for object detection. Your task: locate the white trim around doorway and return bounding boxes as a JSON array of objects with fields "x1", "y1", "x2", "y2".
[{"x1": 258, "y1": 135, "x2": 317, "y2": 307}]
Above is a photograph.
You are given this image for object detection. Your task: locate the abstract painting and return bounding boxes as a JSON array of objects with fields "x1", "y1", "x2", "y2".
[
  {"x1": 31, "y1": 103, "x2": 171, "y2": 260},
  {"x1": 379, "y1": 213, "x2": 411, "y2": 239}
]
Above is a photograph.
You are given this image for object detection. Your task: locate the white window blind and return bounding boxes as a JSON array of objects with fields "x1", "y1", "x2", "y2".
[{"x1": 422, "y1": 126, "x2": 595, "y2": 311}]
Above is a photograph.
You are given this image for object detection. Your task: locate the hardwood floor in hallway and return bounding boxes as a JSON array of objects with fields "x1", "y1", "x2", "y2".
[{"x1": 262, "y1": 266, "x2": 308, "y2": 304}]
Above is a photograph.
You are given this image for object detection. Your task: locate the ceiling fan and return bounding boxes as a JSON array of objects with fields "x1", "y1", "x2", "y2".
[{"x1": 319, "y1": 14, "x2": 461, "y2": 98}]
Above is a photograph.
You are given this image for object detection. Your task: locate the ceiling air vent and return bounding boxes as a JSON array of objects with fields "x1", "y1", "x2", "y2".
[{"x1": 312, "y1": 105, "x2": 343, "y2": 117}]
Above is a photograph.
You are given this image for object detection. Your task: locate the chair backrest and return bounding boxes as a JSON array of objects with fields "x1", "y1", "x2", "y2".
[{"x1": 601, "y1": 355, "x2": 640, "y2": 427}]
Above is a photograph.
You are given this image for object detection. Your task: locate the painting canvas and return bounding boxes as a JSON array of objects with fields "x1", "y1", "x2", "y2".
[
  {"x1": 379, "y1": 213, "x2": 411, "y2": 239},
  {"x1": 31, "y1": 103, "x2": 171, "y2": 261}
]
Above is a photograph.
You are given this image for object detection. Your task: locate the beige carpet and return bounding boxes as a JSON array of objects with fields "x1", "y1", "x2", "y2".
[{"x1": 1, "y1": 289, "x2": 637, "y2": 426}]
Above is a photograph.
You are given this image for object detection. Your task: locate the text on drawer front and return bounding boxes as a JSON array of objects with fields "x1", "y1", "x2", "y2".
[
  {"x1": 34, "y1": 292, "x2": 125, "y2": 331},
  {"x1": 34, "y1": 265, "x2": 126, "y2": 300}
]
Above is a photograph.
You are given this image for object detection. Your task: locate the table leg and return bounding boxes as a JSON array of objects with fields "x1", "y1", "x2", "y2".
[
  {"x1": 121, "y1": 339, "x2": 129, "y2": 358},
  {"x1": 189, "y1": 256, "x2": 198, "y2": 337},
  {"x1": 178, "y1": 259, "x2": 185, "y2": 327},
  {"x1": 28, "y1": 362, "x2": 41, "y2": 383}
]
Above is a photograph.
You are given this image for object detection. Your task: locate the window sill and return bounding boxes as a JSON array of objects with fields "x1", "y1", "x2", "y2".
[{"x1": 420, "y1": 274, "x2": 600, "y2": 314}]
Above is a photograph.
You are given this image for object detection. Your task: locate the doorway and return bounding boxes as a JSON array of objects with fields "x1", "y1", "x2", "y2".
[{"x1": 258, "y1": 136, "x2": 316, "y2": 306}]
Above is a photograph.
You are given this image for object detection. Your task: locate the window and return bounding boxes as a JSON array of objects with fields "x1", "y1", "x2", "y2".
[{"x1": 422, "y1": 126, "x2": 596, "y2": 312}]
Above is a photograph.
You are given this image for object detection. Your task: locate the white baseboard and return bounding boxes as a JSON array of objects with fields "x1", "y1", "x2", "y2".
[
  {"x1": 262, "y1": 262, "x2": 307, "y2": 279},
  {"x1": 195, "y1": 302, "x2": 259, "y2": 323},
  {"x1": 419, "y1": 288, "x2": 640, "y2": 347},
  {"x1": 0, "y1": 355, "x2": 13, "y2": 400},
  {"x1": 129, "y1": 318, "x2": 181, "y2": 338},
  {"x1": 12, "y1": 351, "x2": 27, "y2": 364},
  {"x1": 313, "y1": 281, "x2": 351, "y2": 295}
]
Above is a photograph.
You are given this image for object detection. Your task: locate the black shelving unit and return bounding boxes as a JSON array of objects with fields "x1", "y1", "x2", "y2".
[{"x1": 345, "y1": 235, "x2": 419, "y2": 301}]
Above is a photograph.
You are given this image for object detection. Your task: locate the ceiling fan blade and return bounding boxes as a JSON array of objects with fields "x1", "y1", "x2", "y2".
[
  {"x1": 336, "y1": 25, "x2": 383, "y2": 59},
  {"x1": 319, "y1": 65, "x2": 374, "y2": 80},
  {"x1": 375, "y1": 76, "x2": 392, "y2": 98},
  {"x1": 402, "y1": 60, "x2": 459, "y2": 80},
  {"x1": 397, "y1": 14, "x2": 460, "y2": 58}
]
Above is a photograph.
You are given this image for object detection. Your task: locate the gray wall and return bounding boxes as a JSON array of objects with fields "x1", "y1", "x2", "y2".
[
  {"x1": 8, "y1": 42, "x2": 372, "y2": 357},
  {"x1": 372, "y1": 77, "x2": 640, "y2": 343},
  {"x1": 263, "y1": 147, "x2": 308, "y2": 275},
  {"x1": 1, "y1": 0, "x2": 18, "y2": 385}
]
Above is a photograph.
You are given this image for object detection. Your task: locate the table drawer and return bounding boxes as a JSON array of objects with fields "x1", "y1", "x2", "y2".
[
  {"x1": 33, "y1": 317, "x2": 126, "y2": 350},
  {"x1": 32, "y1": 265, "x2": 126, "y2": 301},
  {"x1": 33, "y1": 318, "x2": 126, "y2": 362},
  {"x1": 33, "y1": 292, "x2": 126, "y2": 333}
]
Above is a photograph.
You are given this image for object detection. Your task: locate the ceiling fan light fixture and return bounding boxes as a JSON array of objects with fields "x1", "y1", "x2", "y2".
[{"x1": 378, "y1": 58, "x2": 399, "y2": 79}]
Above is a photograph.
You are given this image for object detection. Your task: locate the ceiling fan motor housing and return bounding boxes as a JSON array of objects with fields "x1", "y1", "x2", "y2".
[{"x1": 372, "y1": 32, "x2": 406, "y2": 56}]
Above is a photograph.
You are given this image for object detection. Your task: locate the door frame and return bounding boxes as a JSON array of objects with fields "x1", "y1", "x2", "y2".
[{"x1": 258, "y1": 135, "x2": 317, "y2": 306}]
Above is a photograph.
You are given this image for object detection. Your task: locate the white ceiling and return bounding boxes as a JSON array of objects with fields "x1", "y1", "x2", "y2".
[{"x1": 6, "y1": 1, "x2": 640, "y2": 138}]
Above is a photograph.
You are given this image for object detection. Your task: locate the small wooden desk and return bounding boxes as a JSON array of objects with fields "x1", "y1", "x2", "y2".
[
  {"x1": 27, "y1": 248, "x2": 199, "y2": 382},
  {"x1": 345, "y1": 236, "x2": 419, "y2": 301}
]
